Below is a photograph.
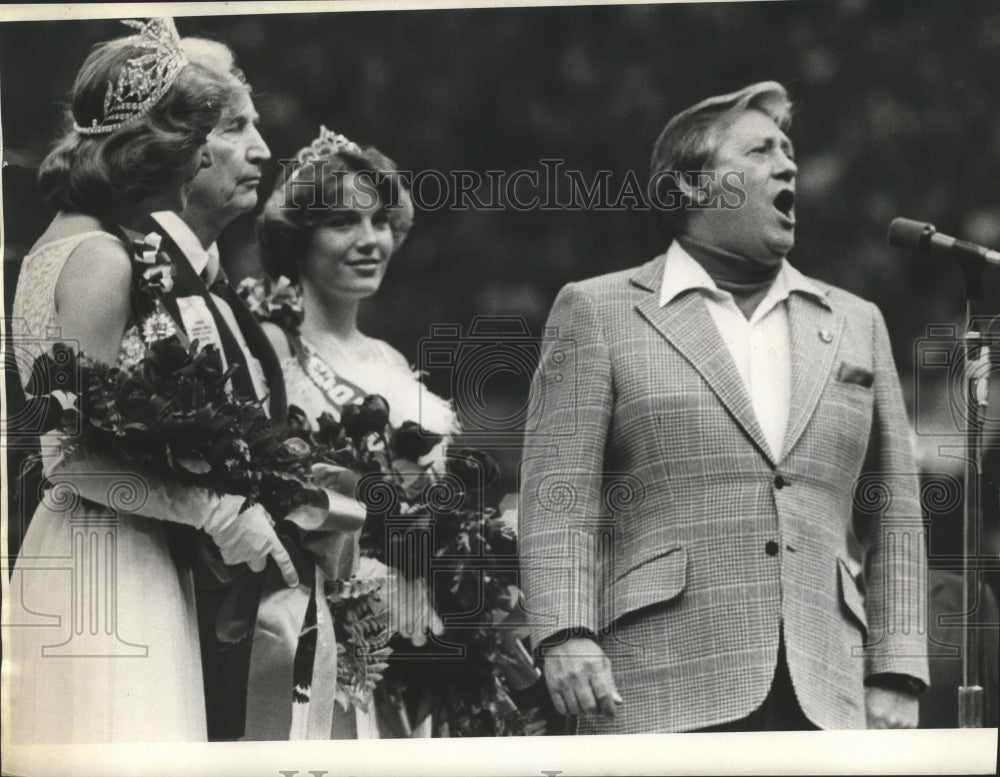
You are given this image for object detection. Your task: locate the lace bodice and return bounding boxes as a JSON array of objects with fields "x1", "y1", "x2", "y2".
[{"x1": 12, "y1": 231, "x2": 145, "y2": 389}]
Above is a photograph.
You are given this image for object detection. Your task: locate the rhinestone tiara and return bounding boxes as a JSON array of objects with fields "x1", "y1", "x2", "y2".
[
  {"x1": 286, "y1": 126, "x2": 363, "y2": 183},
  {"x1": 73, "y1": 18, "x2": 188, "y2": 136}
]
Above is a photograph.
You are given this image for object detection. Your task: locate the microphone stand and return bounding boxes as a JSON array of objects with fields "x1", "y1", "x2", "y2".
[{"x1": 956, "y1": 255, "x2": 992, "y2": 728}]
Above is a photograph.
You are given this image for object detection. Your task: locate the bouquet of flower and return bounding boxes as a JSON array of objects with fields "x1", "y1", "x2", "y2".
[
  {"x1": 283, "y1": 396, "x2": 546, "y2": 736},
  {"x1": 25, "y1": 336, "x2": 270, "y2": 492},
  {"x1": 25, "y1": 333, "x2": 362, "y2": 527},
  {"x1": 25, "y1": 335, "x2": 402, "y2": 724},
  {"x1": 23, "y1": 230, "x2": 276, "y2": 502}
]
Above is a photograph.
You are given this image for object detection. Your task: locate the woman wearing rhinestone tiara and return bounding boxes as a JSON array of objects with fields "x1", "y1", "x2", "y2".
[
  {"x1": 7, "y1": 19, "x2": 297, "y2": 743},
  {"x1": 253, "y1": 128, "x2": 454, "y2": 738}
]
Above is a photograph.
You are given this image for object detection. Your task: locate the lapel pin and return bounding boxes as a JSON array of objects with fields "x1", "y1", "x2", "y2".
[{"x1": 819, "y1": 328, "x2": 833, "y2": 343}]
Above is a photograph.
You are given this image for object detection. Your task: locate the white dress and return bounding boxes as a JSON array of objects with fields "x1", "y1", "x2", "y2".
[
  {"x1": 5, "y1": 232, "x2": 207, "y2": 743},
  {"x1": 280, "y1": 331, "x2": 456, "y2": 739}
]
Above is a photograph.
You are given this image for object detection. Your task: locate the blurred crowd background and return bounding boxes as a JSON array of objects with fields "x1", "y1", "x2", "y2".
[{"x1": 3, "y1": 0, "x2": 999, "y2": 652}]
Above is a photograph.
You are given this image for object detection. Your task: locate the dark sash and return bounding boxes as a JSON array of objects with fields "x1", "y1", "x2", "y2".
[
  {"x1": 137, "y1": 218, "x2": 256, "y2": 406},
  {"x1": 209, "y1": 270, "x2": 287, "y2": 425}
]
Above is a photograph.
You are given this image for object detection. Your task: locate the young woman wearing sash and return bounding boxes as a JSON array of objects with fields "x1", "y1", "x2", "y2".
[{"x1": 254, "y1": 129, "x2": 455, "y2": 738}]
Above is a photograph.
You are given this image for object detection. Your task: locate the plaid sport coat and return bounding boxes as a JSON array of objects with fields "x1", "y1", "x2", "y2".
[{"x1": 519, "y1": 253, "x2": 929, "y2": 732}]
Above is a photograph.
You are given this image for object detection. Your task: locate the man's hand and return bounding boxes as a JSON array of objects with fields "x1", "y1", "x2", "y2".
[
  {"x1": 542, "y1": 637, "x2": 623, "y2": 719},
  {"x1": 865, "y1": 686, "x2": 919, "y2": 728}
]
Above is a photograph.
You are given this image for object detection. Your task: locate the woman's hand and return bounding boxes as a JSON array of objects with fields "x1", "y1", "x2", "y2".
[
  {"x1": 208, "y1": 495, "x2": 299, "y2": 587},
  {"x1": 46, "y1": 455, "x2": 296, "y2": 591}
]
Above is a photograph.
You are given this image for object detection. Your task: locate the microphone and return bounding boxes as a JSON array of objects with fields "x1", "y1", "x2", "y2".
[{"x1": 888, "y1": 218, "x2": 1000, "y2": 266}]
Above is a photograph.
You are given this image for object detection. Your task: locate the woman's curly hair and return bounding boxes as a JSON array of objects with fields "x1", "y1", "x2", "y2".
[{"x1": 38, "y1": 37, "x2": 237, "y2": 217}]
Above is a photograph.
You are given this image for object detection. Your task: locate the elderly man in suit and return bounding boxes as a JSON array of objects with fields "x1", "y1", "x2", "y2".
[
  {"x1": 140, "y1": 37, "x2": 286, "y2": 740},
  {"x1": 146, "y1": 38, "x2": 281, "y2": 421},
  {"x1": 519, "y1": 81, "x2": 929, "y2": 732}
]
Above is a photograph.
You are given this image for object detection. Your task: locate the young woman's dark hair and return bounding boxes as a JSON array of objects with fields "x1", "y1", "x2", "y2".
[{"x1": 257, "y1": 137, "x2": 414, "y2": 284}]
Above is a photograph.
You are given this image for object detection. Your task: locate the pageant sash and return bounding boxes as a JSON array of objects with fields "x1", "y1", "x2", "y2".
[
  {"x1": 137, "y1": 216, "x2": 261, "y2": 405},
  {"x1": 238, "y1": 334, "x2": 379, "y2": 739},
  {"x1": 242, "y1": 489, "x2": 367, "y2": 740},
  {"x1": 292, "y1": 334, "x2": 368, "y2": 418}
]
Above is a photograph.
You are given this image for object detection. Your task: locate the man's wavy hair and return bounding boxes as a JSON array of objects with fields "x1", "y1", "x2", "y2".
[
  {"x1": 38, "y1": 37, "x2": 234, "y2": 218},
  {"x1": 257, "y1": 144, "x2": 414, "y2": 285},
  {"x1": 648, "y1": 81, "x2": 793, "y2": 243},
  {"x1": 180, "y1": 36, "x2": 250, "y2": 90}
]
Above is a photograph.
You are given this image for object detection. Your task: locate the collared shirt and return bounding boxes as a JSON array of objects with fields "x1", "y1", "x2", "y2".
[
  {"x1": 151, "y1": 211, "x2": 269, "y2": 403},
  {"x1": 659, "y1": 240, "x2": 827, "y2": 460}
]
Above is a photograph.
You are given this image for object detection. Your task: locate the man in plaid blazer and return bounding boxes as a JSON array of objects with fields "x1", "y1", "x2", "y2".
[{"x1": 519, "y1": 82, "x2": 929, "y2": 732}]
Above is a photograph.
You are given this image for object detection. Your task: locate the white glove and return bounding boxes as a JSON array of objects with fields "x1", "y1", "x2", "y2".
[
  {"x1": 206, "y1": 495, "x2": 299, "y2": 586},
  {"x1": 46, "y1": 452, "x2": 298, "y2": 587}
]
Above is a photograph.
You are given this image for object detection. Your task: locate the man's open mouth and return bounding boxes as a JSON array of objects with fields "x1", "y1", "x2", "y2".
[{"x1": 773, "y1": 189, "x2": 795, "y2": 219}]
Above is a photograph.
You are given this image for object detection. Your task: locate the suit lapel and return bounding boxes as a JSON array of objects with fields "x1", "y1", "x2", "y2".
[
  {"x1": 632, "y1": 260, "x2": 775, "y2": 465},
  {"x1": 139, "y1": 216, "x2": 259, "y2": 402},
  {"x1": 780, "y1": 292, "x2": 843, "y2": 462},
  {"x1": 149, "y1": 225, "x2": 198, "y2": 329},
  {"x1": 210, "y1": 274, "x2": 288, "y2": 424}
]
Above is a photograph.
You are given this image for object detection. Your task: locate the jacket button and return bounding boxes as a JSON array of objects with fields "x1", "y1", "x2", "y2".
[
  {"x1": 774, "y1": 474, "x2": 788, "y2": 489},
  {"x1": 765, "y1": 541, "x2": 779, "y2": 556}
]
